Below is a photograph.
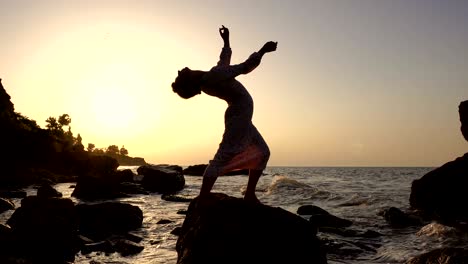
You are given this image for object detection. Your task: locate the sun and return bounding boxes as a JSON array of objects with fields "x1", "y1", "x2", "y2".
[
  {"x1": 84, "y1": 63, "x2": 141, "y2": 132},
  {"x1": 92, "y1": 85, "x2": 137, "y2": 130}
]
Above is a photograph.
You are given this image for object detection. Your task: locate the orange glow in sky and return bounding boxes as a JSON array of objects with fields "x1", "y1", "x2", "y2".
[{"x1": 1, "y1": 0, "x2": 467, "y2": 166}]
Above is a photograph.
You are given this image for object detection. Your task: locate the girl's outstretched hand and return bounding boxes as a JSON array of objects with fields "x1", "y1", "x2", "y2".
[
  {"x1": 219, "y1": 25, "x2": 229, "y2": 41},
  {"x1": 260, "y1": 41, "x2": 278, "y2": 53}
]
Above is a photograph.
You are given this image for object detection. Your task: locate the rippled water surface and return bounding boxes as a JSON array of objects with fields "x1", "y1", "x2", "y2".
[{"x1": 3, "y1": 166, "x2": 468, "y2": 264}]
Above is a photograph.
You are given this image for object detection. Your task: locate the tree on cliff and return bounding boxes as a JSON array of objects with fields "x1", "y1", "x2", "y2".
[
  {"x1": 106, "y1": 145, "x2": 119, "y2": 155},
  {"x1": 120, "y1": 146, "x2": 128, "y2": 156},
  {"x1": 87, "y1": 143, "x2": 95, "y2": 152}
]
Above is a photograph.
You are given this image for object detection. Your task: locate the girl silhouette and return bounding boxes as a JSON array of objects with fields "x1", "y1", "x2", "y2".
[{"x1": 172, "y1": 25, "x2": 277, "y2": 203}]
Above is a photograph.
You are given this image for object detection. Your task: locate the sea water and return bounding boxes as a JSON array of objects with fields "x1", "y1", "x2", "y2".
[{"x1": 2, "y1": 166, "x2": 468, "y2": 264}]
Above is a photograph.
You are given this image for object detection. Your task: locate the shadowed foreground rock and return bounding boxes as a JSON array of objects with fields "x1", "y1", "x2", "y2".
[
  {"x1": 176, "y1": 193, "x2": 327, "y2": 264},
  {"x1": 460, "y1": 100, "x2": 468, "y2": 141},
  {"x1": 410, "y1": 100, "x2": 468, "y2": 224}
]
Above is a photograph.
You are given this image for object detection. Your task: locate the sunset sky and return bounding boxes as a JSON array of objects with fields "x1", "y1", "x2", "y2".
[{"x1": 1, "y1": 0, "x2": 467, "y2": 166}]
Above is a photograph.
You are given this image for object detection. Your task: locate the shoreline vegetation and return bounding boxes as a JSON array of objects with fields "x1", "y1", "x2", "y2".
[{"x1": 1, "y1": 78, "x2": 468, "y2": 263}]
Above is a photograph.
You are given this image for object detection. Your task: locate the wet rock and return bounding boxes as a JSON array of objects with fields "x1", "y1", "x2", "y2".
[
  {"x1": 161, "y1": 193, "x2": 193, "y2": 202},
  {"x1": 114, "y1": 169, "x2": 135, "y2": 183},
  {"x1": 297, "y1": 205, "x2": 352, "y2": 228},
  {"x1": 37, "y1": 184, "x2": 62, "y2": 198},
  {"x1": 137, "y1": 164, "x2": 185, "y2": 194},
  {"x1": 76, "y1": 202, "x2": 143, "y2": 240},
  {"x1": 171, "y1": 227, "x2": 182, "y2": 236},
  {"x1": 81, "y1": 240, "x2": 114, "y2": 255},
  {"x1": 112, "y1": 239, "x2": 144, "y2": 256},
  {"x1": 406, "y1": 247, "x2": 468, "y2": 264},
  {"x1": 6, "y1": 196, "x2": 79, "y2": 263},
  {"x1": 410, "y1": 101, "x2": 468, "y2": 224},
  {"x1": 176, "y1": 193, "x2": 327, "y2": 264},
  {"x1": 182, "y1": 164, "x2": 207, "y2": 176},
  {"x1": 297, "y1": 204, "x2": 329, "y2": 215},
  {"x1": 0, "y1": 198, "x2": 15, "y2": 213},
  {"x1": 379, "y1": 207, "x2": 422, "y2": 228},
  {"x1": 409, "y1": 153, "x2": 468, "y2": 224}
]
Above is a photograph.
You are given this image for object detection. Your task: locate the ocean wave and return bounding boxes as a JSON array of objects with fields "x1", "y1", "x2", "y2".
[
  {"x1": 266, "y1": 175, "x2": 318, "y2": 194},
  {"x1": 416, "y1": 222, "x2": 459, "y2": 238}
]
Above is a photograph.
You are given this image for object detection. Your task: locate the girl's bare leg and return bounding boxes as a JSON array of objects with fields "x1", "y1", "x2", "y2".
[
  {"x1": 199, "y1": 165, "x2": 218, "y2": 196},
  {"x1": 244, "y1": 169, "x2": 262, "y2": 203}
]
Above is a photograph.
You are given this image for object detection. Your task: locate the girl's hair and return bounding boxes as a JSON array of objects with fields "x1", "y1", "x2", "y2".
[{"x1": 172, "y1": 67, "x2": 201, "y2": 99}]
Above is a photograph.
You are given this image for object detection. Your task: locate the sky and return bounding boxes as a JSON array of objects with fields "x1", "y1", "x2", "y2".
[{"x1": 1, "y1": 0, "x2": 467, "y2": 167}]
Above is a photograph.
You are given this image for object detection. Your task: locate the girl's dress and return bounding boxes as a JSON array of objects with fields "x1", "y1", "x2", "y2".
[{"x1": 201, "y1": 47, "x2": 270, "y2": 176}]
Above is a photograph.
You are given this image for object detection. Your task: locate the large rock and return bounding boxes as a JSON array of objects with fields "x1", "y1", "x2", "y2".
[
  {"x1": 138, "y1": 164, "x2": 185, "y2": 193},
  {"x1": 176, "y1": 193, "x2": 327, "y2": 264},
  {"x1": 379, "y1": 207, "x2": 422, "y2": 228},
  {"x1": 409, "y1": 153, "x2": 468, "y2": 223},
  {"x1": 72, "y1": 155, "x2": 127, "y2": 200},
  {"x1": 76, "y1": 202, "x2": 143, "y2": 240},
  {"x1": 297, "y1": 204, "x2": 353, "y2": 228},
  {"x1": 6, "y1": 196, "x2": 79, "y2": 263},
  {"x1": 0, "y1": 197, "x2": 15, "y2": 213},
  {"x1": 460, "y1": 100, "x2": 468, "y2": 141},
  {"x1": 410, "y1": 100, "x2": 468, "y2": 224}
]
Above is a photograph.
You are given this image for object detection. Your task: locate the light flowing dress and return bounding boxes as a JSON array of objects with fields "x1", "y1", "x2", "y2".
[{"x1": 201, "y1": 47, "x2": 270, "y2": 176}]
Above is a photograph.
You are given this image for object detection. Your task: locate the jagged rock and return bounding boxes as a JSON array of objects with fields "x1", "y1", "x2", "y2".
[
  {"x1": 297, "y1": 204, "x2": 352, "y2": 228},
  {"x1": 137, "y1": 164, "x2": 185, "y2": 193},
  {"x1": 112, "y1": 239, "x2": 144, "y2": 256},
  {"x1": 76, "y1": 202, "x2": 143, "y2": 240},
  {"x1": 460, "y1": 100, "x2": 468, "y2": 141},
  {"x1": 410, "y1": 153, "x2": 468, "y2": 223},
  {"x1": 114, "y1": 169, "x2": 135, "y2": 182},
  {"x1": 6, "y1": 196, "x2": 79, "y2": 263},
  {"x1": 37, "y1": 184, "x2": 62, "y2": 198},
  {"x1": 406, "y1": 247, "x2": 468, "y2": 264},
  {"x1": 161, "y1": 193, "x2": 193, "y2": 202},
  {"x1": 0, "y1": 198, "x2": 15, "y2": 213},
  {"x1": 379, "y1": 207, "x2": 422, "y2": 228},
  {"x1": 171, "y1": 227, "x2": 182, "y2": 236},
  {"x1": 176, "y1": 193, "x2": 327, "y2": 264},
  {"x1": 72, "y1": 175, "x2": 127, "y2": 200},
  {"x1": 410, "y1": 101, "x2": 468, "y2": 224}
]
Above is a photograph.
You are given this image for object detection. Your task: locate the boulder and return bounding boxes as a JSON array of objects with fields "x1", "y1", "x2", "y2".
[
  {"x1": 76, "y1": 202, "x2": 143, "y2": 240},
  {"x1": 410, "y1": 100, "x2": 468, "y2": 224},
  {"x1": 138, "y1": 165, "x2": 185, "y2": 193},
  {"x1": 297, "y1": 204, "x2": 353, "y2": 228},
  {"x1": 406, "y1": 247, "x2": 468, "y2": 264},
  {"x1": 0, "y1": 197, "x2": 15, "y2": 213},
  {"x1": 37, "y1": 184, "x2": 62, "y2": 198},
  {"x1": 6, "y1": 196, "x2": 79, "y2": 263},
  {"x1": 379, "y1": 207, "x2": 422, "y2": 228},
  {"x1": 460, "y1": 100, "x2": 468, "y2": 141},
  {"x1": 410, "y1": 153, "x2": 468, "y2": 223},
  {"x1": 176, "y1": 193, "x2": 327, "y2": 264},
  {"x1": 72, "y1": 175, "x2": 126, "y2": 200}
]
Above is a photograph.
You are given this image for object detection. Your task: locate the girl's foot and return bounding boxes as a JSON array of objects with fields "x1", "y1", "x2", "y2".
[{"x1": 243, "y1": 195, "x2": 261, "y2": 204}]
